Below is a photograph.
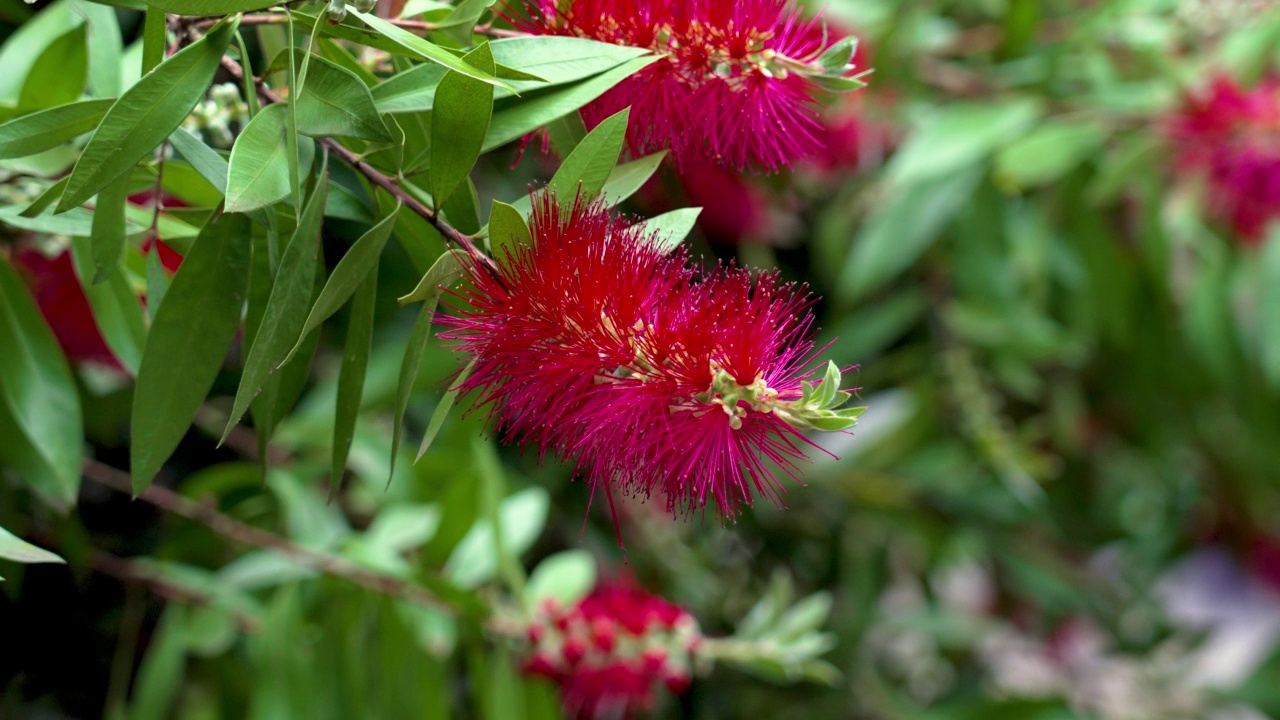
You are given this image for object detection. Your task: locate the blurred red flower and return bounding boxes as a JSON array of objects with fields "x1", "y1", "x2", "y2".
[
  {"x1": 1169, "y1": 74, "x2": 1280, "y2": 243},
  {"x1": 524, "y1": 581, "x2": 699, "y2": 719}
]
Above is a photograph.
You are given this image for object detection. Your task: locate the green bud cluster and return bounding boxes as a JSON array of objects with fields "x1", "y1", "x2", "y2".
[{"x1": 696, "y1": 361, "x2": 865, "y2": 433}]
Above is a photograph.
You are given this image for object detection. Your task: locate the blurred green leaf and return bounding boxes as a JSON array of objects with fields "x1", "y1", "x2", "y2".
[
  {"x1": 0, "y1": 98, "x2": 113, "y2": 159},
  {"x1": 0, "y1": 255, "x2": 83, "y2": 508}
]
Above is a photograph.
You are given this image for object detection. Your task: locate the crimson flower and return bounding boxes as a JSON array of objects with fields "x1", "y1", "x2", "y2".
[
  {"x1": 1168, "y1": 74, "x2": 1280, "y2": 243},
  {"x1": 11, "y1": 239, "x2": 182, "y2": 371},
  {"x1": 439, "y1": 193, "x2": 862, "y2": 523},
  {"x1": 508, "y1": 0, "x2": 864, "y2": 171},
  {"x1": 524, "y1": 581, "x2": 700, "y2": 719}
]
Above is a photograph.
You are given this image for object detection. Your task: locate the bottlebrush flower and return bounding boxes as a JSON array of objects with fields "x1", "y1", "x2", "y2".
[
  {"x1": 1168, "y1": 75, "x2": 1280, "y2": 243},
  {"x1": 523, "y1": 581, "x2": 700, "y2": 719},
  {"x1": 438, "y1": 192, "x2": 864, "y2": 522},
  {"x1": 507, "y1": 0, "x2": 866, "y2": 171}
]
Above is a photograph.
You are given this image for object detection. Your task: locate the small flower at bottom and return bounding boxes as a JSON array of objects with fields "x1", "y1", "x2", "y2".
[
  {"x1": 522, "y1": 581, "x2": 700, "y2": 719},
  {"x1": 439, "y1": 192, "x2": 864, "y2": 523},
  {"x1": 1167, "y1": 74, "x2": 1280, "y2": 243}
]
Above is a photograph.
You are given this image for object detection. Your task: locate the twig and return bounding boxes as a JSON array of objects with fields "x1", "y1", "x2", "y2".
[
  {"x1": 83, "y1": 459, "x2": 457, "y2": 615},
  {"x1": 217, "y1": 55, "x2": 501, "y2": 277},
  {"x1": 88, "y1": 549, "x2": 263, "y2": 632}
]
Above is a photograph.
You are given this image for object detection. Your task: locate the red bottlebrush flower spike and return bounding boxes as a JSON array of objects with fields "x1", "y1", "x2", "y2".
[
  {"x1": 439, "y1": 192, "x2": 864, "y2": 523},
  {"x1": 523, "y1": 581, "x2": 700, "y2": 720},
  {"x1": 508, "y1": 0, "x2": 865, "y2": 171},
  {"x1": 1168, "y1": 75, "x2": 1280, "y2": 243}
]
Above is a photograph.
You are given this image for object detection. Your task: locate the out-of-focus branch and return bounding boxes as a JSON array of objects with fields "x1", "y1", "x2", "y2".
[
  {"x1": 88, "y1": 549, "x2": 264, "y2": 632},
  {"x1": 82, "y1": 459, "x2": 458, "y2": 615}
]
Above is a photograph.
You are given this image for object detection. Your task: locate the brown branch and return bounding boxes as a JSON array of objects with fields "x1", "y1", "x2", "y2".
[
  {"x1": 83, "y1": 459, "x2": 457, "y2": 615},
  {"x1": 217, "y1": 55, "x2": 501, "y2": 277},
  {"x1": 88, "y1": 549, "x2": 264, "y2": 632}
]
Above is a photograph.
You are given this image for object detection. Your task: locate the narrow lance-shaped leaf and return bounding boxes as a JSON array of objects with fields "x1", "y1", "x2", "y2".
[
  {"x1": 417, "y1": 357, "x2": 474, "y2": 462},
  {"x1": 351, "y1": 9, "x2": 509, "y2": 90},
  {"x1": 546, "y1": 107, "x2": 629, "y2": 206},
  {"x1": 483, "y1": 55, "x2": 657, "y2": 151},
  {"x1": 57, "y1": 16, "x2": 239, "y2": 213},
  {"x1": 0, "y1": 524, "x2": 65, "y2": 567},
  {"x1": 0, "y1": 99, "x2": 114, "y2": 160},
  {"x1": 90, "y1": 173, "x2": 129, "y2": 284},
  {"x1": 131, "y1": 212, "x2": 252, "y2": 495},
  {"x1": 390, "y1": 249, "x2": 468, "y2": 481},
  {"x1": 220, "y1": 161, "x2": 330, "y2": 443},
  {"x1": 78, "y1": 0, "x2": 122, "y2": 98},
  {"x1": 0, "y1": 257, "x2": 84, "y2": 508},
  {"x1": 332, "y1": 265, "x2": 377, "y2": 495},
  {"x1": 281, "y1": 205, "x2": 401, "y2": 366},
  {"x1": 142, "y1": 0, "x2": 277, "y2": 15},
  {"x1": 636, "y1": 207, "x2": 702, "y2": 253},
  {"x1": 431, "y1": 42, "x2": 495, "y2": 210}
]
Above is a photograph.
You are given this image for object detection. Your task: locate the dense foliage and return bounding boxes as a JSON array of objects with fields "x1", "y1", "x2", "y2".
[{"x1": 3, "y1": 0, "x2": 1280, "y2": 718}]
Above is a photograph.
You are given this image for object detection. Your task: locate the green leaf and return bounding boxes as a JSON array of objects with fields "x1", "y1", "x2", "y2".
[
  {"x1": 836, "y1": 168, "x2": 983, "y2": 304},
  {"x1": 0, "y1": 205, "x2": 96, "y2": 236},
  {"x1": 994, "y1": 121, "x2": 1104, "y2": 189},
  {"x1": 141, "y1": 6, "x2": 165, "y2": 75},
  {"x1": 398, "y1": 248, "x2": 469, "y2": 305},
  {"x1": 142, "y1": 0, "x2": 275, "y2": 13},
  {"x1": 488, "y1": 200, "x2": 532, "y2": 266},
  {"x1": 636, "y1": 207, "x2": 701, "y2": 253},
  {"x1": 1259, "y1": 230, "x2": 1280, "y2": 389},
  {"x1": 0, "y1": 98, "x2": 113, "y2": 160},
  {"x1": 431, "y1": 42, "x2": 495, "y2": 209},
  {"x1": 0, "y1": 0, "x2": 81, "y2": 106},
  {"x1": 391, "y1": 304, "x2": 435, "y2": 483},
  {"x1": 885, "y1": 99, "x2": 1042, "y2": 188},
  {"x1": 130, "y1": 212, "x2": 252, "y2": 495},
  {"x1": 77, "y1": 0, "x2": 123, "y2": 98},
  {"x1": 18, "y1": 24, "x2": 87, "y2": 112},
  {"x1": 56, "y1": 16, "x2": 239, "y2": 213},
  {"x1": 69, "y1": 236, "x2": 147, "y2": 375},
  {"x1": 525, "y1": 549, "x2": 595, "y2": 608},
  {"x1": 221, "y1": 165, "x2": 329, "y2": 442},
  {"x1": 90, "y1": 173, "x2": 129, "y2": 284},
  {"x1": 484, "y1": 55, "x2": 657, "y2": 152},
  {"x1": 226, "y1": 103, "x2": 317, "y2": 213},
  {"x1": 282, "y1": 206, "x2": 400, "y2": 367},
  {"x1": 332, "y1": 266, "x2": 377, "y2": 491},
  {"x1": 546, "y1": 107, "x2": 629, "y2": 206},
  {"x1": 0, "y1": 256, "x2": 84, "y2": 509},
  {"x1": 0, "y1": 524, "x2": 65, "y2": 566},
  {"x1": 444, "y1": 487, "x2": 549, "y2": 589},
  {"x1": 416, "y1": 356, "x2": 474, "y2": 461},
  {"x1": 599, "y1": 151, "x2": 666, "y2": 206},
  {"x1": 371, "y1": 36, "x2": 649, "y2": 114},
  {"x1": 351, "y1": 9, "x2": 508, "y2": 89},
  {"x1": 128, "y1": 605, "x2": 189, "y2": 720},
  {"x1": 167, "y1": 127, "x2": 229, "y2": 195},
  {"x1": 293, "y1": 51, "x2": 393, "y2": 142}
]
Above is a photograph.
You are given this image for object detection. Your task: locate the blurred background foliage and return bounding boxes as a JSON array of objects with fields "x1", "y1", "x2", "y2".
[{"x1": 4, "y1": 0, "x2": 1280, "y2": 718}]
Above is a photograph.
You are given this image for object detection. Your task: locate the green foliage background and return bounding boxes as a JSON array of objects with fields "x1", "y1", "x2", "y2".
[{"x1": 3, "y1": 0, "x2": 1280, "y2": 718}]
